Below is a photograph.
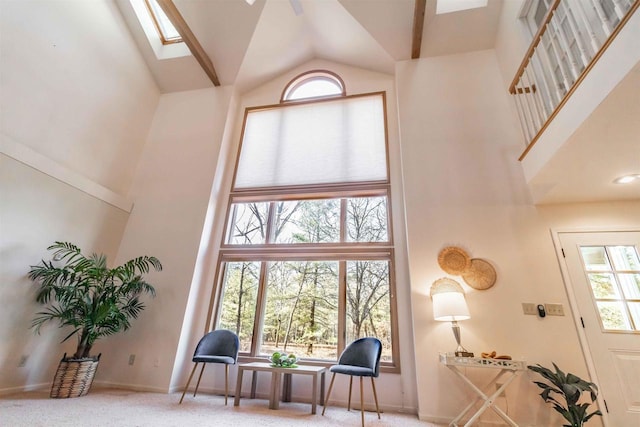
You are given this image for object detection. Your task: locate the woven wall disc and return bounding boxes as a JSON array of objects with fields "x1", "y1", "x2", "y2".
[
  {"x1": 438, "y1": 246, "x2": 471, "y2": 275},
  {"x1": 462, "y1": 258, "x2": 497, "y2": 290}
]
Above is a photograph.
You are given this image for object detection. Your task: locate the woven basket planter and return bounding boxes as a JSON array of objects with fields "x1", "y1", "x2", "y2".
[{"x1": 50, "y1": 353, "x2": 101, "y2": 398}]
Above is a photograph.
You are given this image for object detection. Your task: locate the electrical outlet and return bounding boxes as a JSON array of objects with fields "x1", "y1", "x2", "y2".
[
  {"x1": 128, "y1": 354, "x2": 136, "y2": 366},
  {"x1": 545, "y1": 303, "x2": 565, "y2": 316},
  {"x1": 522, "y1": 302, "x2": 537, "y2": 315},
  {"x1": 18, "y1": 355, "x2": 28, "y2": 367}
]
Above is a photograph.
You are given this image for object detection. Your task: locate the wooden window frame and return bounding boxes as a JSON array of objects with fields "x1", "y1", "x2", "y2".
[
  {"x1": 207, "y1": 85, "x2": 400, "y2": 373},
  {"x1": 144, "y1": 0, "x2": 183, "y2": 45}
]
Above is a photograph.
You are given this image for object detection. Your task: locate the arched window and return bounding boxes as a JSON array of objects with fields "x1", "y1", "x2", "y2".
[
  {"x1": 211, "y1": 70, "x2": 400, "y2": 372},
  {"x1": 281, "y1": 70, "x2": 346, "y2": 102}
]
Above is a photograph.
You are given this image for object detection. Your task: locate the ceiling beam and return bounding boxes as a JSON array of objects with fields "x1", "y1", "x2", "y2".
[
  {"x1": 156, "y1": 0, "x2": 220, "y2": 86},
  {"x1": 411, "y1": 0, "x2": 426, "y2": 59}
]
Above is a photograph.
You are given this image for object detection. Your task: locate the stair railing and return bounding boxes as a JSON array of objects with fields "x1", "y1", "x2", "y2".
[{"x1": 509, "y1": 0, "x2": 638, "y2": 160}]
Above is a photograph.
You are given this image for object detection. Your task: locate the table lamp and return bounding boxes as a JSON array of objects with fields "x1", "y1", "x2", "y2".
[{"x1": 431, "y1": 278, "x2": 473, "y2": 357}]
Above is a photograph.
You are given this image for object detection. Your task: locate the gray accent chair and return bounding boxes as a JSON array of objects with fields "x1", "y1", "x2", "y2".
[
  {"x1": 179, "y1": 329, "x2": 240, "y2": 405},
  {"x1": 322, "y1": 337, "x2": 382, "y2": 426}
]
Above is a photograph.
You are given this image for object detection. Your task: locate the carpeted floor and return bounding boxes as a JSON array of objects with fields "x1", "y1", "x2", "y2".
[{"x1": 0, "y1": 388, "x2": 444, "y2": 427}]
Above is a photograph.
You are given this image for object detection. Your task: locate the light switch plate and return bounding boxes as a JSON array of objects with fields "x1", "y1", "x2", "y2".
[
  {"x1": 522, "y1": 302, "x2": 537, "y2": 315},
  {"x1": 545, "y1": 303, "x2": 565, "y2": 316}
]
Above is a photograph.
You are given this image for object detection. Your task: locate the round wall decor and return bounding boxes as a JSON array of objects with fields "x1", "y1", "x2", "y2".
[
  {"x1": 437, "y1": 246, "x2": 471, "y2": 275},
  {"x1": 462, "y1": 258, "x2": 497, "y2": 290}
]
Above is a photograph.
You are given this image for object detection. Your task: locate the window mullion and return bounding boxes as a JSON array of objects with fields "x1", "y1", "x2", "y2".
[
  {"x1": 338, "y1": 260, "x2": 347, "y2": 357},
  {"x1": 251, "y1": 261, "x2": 269, "y2": 356},
  {"x1": 265, "y1": 202, "x2": 277, "y2": 243}
]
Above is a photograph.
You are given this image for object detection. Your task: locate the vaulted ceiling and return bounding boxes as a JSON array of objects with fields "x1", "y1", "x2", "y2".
[
  {"x1": 115, "y1": 0, "x2": 502, "y2": 93},
  {"x1": 114, "y1": 0, "x2": 640, "y2": 205}
]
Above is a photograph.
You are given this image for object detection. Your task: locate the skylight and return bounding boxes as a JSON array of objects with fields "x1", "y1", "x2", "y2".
[
  {"x1": 436, "y1": 0, "x2": 488, "y2": 15},
  {"x1": 145, "y1": 0, "x2": 182, "y2": 44}
]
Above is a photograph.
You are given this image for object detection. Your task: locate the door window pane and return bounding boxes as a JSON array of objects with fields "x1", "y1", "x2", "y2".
[
  {"x1": 596, "y1": 301, "x2": 632, "y2": 331},
  {"x1": 609, "y1": 246, "x2": 640, "y2": 270},
  {"x1": 628, "y1": 302, "x2": 640, "y2": 330},
  {"x1": 581, "y1": 246, "x2": 611, "y2": 270},
  {"x1": 619, "y1": 274, "x2": 640, "y2": 299},
  {"x1": 587, "y1": 272, "x2": 620, "y2": 299},
  {"x1": 217, "y1": 262, "x2": 261, "y2": 352},
  {"x1": 346, "y1": 260, "x2": 392, "y2": 361},
  {"x1": 261, "y1": 261, "x2": 339, "y2": 359},
  {"x1": 272, "y1": 200, "x2": 340, "y2": 244},
  {"x1": 346, "y1": 196, "x2": 389, "y2": 242},
  {"x1": 226, "y1": 202, "x2": 269, "y2": 244}
]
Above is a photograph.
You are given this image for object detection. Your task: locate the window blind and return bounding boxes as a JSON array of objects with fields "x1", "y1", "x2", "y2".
[{"x1": 234, "y1": 93, "x2": 387, "y2": 189}]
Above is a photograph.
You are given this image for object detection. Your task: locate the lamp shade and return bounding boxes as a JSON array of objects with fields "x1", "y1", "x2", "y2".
[{"x1": 432, "y1": 292, "x2": 470, "y2": 321}]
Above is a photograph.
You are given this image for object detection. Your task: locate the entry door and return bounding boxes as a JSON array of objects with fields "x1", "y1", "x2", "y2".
[{"x1": 559, "y1": 231, "x2": 640, "y2": 426}]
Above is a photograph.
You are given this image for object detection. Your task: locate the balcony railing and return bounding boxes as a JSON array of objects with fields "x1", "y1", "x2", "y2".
[{"x1": 510, "y1": 0, "x2": 639, "y2": 160}]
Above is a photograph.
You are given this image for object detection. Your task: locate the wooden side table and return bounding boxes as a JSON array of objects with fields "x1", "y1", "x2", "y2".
[
  {"x1": 439, "y1": 353, "x2": 526, "y2": 427},
  {"x1": 233, "y1": 362, "x2": 326, "y2": 414}
]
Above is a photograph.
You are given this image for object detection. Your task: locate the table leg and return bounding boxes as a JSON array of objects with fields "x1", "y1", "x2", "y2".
[
  {"x1": 234, "y1": 367, "x2": 244, "y2": 407},
  {"x1": 320, "y1": 371, "x2": 325, "y2": 406},
  {"x1": 251, "y1": 371, "x2": 258, "y2": 399},
  {"x1": 311, "y1": 372, "x2": 318, "y2": 414},
  {"x1": 269, "y1": 371, "x2": 281, "y2": 410},
  {"x1": 283, "y1": 373, "x2": 292, "y2": 402}
]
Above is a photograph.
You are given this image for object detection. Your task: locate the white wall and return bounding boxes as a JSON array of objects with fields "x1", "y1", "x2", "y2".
[
  {"x1": 95, "y1": 86, "x2": 234, "y2": 392},
  {"x1": 0, "y1": 0, "x2": 159, "y2": 393},
  {"x1": 397, "y1": 49, "x2": 639, "y2": 426},
  {"x1": 170, "y1": 59, "x2": 420, "y2": 413}
]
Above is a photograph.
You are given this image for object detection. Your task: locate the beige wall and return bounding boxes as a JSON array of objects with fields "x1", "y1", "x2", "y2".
[
  {"x1": 0, "y1": 0, "x2": 159, "y2": 392},
  {"x1": 95, "y1": 86, "x2": 235, "y2": 391},
  {"x1": 397, "y1": 49, "x2": 639, "y2": 425},
  {"x1": 168, "y1": 59, "x2": 420, "y2": 413}
]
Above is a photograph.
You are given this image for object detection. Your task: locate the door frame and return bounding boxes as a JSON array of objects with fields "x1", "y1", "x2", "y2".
[{"x1": 551, "y1": 226, "x2": 640, "y2": 427}]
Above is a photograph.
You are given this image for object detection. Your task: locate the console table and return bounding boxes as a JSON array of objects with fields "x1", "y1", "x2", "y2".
[
  {"x1": 439, "y1": 353, "x2": 526, "y2": 427},
  {"x1": 233, "y1": 362, "x2": 326, "y2": 414}
]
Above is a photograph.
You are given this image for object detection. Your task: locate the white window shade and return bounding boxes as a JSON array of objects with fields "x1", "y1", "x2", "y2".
[{"x1": 234, "y1": 94, "x2": 387, "y2": 189}]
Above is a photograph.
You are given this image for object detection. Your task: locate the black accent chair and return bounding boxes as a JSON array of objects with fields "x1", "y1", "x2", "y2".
[
  {"x1": 322, "y1": 337, "x2": 382, "y2": 426},
  {"x1": 179, "y1": 329, "x2": 239, "y2": 405}
]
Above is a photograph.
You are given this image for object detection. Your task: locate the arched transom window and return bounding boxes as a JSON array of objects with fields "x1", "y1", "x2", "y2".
[{"x1": 281, "y1": 70, "x2": 346, "y2": 102}]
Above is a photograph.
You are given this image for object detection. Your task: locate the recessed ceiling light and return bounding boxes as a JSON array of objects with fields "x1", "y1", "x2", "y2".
[{"x1": 613, "y1": 174, "x2": 640, "y2": 184}]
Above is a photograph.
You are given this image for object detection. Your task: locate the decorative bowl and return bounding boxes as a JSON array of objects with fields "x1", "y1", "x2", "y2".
[{"x1": 268, "y1": 351, "x2": 298, "y2": 368}]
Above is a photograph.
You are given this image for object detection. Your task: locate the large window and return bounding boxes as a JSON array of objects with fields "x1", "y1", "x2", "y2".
[{"x1": 210, "y1": 72, "x2": 399, "y2": 370}]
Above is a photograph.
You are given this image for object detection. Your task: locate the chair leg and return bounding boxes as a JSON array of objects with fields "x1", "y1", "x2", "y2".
[
  {"x1": 179, "y1": 363, "x2": 199, "y2": 404},
  {"x1": 193, "y1": 363, "x2": 207, "y2": 397},
  {"x1": 224, "y1": 364, "x2": 229, "y2": 405},
  {"x1": 322, "y1": 373, "x2": 336, "y2": 416},
  {"x1": 371, "y1": 377, "x2": 380, "y2": 419},
  {"x1": 347, "y1": 376, "x2": 354, "y2": 411},
  {"x1": 360, "y1": 376, "x2": 365, "y2": 427}
]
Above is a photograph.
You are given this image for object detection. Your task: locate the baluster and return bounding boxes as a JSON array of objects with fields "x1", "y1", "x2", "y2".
[
  {"x1": 572, "y1": 0, "x2": 603, "y2": 53},
  {"x1": 589, "y1": 0, "x2": 613, "y2": 36},
  {"x1": 520, "y1": 72, "x2": 540, "y2": 133},
  {"x1": 542, "y1": 26, "x2": 572, "y2": 93},
  {"x1": 513, "y1": 89, "x2": 532, "y2": 144},
  {"x1": 518, "y1": 74, "x2": 540, "y2": 137},
  {"x1": 525, "y1": 67, "x2": 548, "y2": 126},
  {"x1": 546, "y1": 5, "x2": 581, "y2": 80},
  {"x1": 559, "y1": 0, "x2": 592, "y2": 70},
  {"x1": 609, "y1": 0, "x2": 626, "y2": 20},
  {"x1": 533, "y1": 37, "x2": 564, "y2": 107},
  {"x1": 529, "y1": 49, "x2": 555, "y2": 116}
]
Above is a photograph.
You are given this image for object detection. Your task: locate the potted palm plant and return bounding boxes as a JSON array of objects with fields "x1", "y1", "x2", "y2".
[
  {"x1": 28, "y1": 241, "x2": 162, "y2": 398},
  {"x1": 528, "y1": 363, "x2": 602, "y2": 427}
]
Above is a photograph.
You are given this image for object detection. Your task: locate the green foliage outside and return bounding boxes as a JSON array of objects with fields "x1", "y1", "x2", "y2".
[{"x1": 218, "y1": 196, "x2": 393, "y2": 361}]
